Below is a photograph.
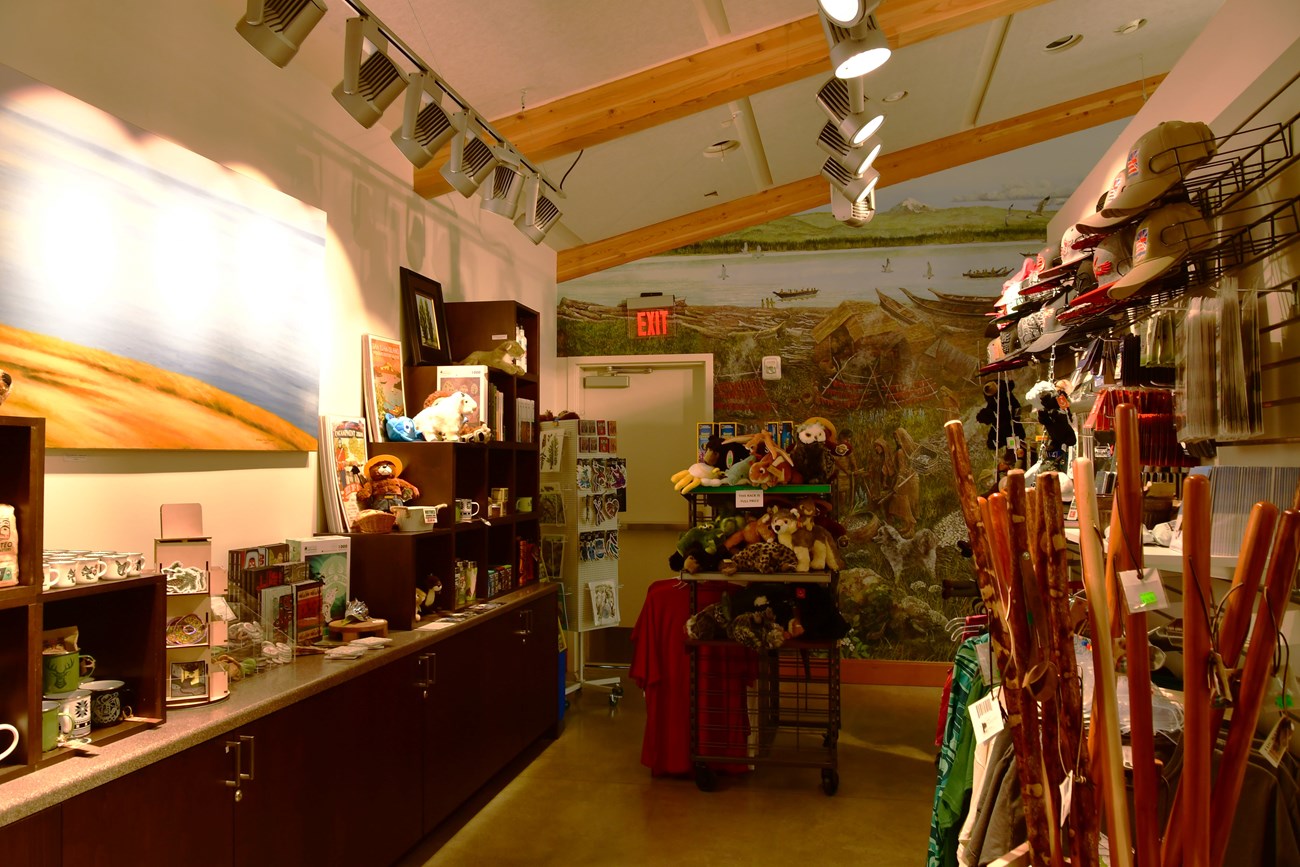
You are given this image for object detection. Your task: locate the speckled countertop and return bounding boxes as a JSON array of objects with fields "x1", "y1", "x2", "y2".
[{"x1": 0, "y1": 583, "x2": 557, "y2": 828}]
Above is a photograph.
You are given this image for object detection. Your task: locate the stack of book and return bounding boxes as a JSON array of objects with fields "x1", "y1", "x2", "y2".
[
  {"x1": 317, "y1": 415, "x2": 368, "y2": 534},
  {"x1": 516, "y1": 398, "x2": 536, "y2": 443}
]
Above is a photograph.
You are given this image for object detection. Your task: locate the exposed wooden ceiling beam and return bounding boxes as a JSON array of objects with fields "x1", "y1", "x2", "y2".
[
  {"x1": 413, "y1": 0, "x2": 1051, "y2": 199},
  {"x1": 556, "y1": 74, "x2": 1166, "y2": 283}
]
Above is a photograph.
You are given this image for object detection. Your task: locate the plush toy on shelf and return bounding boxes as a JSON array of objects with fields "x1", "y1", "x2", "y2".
[
  {"x1": 412, "y1": 390, "x2": 478, "y2": 442},
  {"x1": 458, "y1": 339, "x2": 526, "y2": 375},
  {"x1": 384, "y1": 413, "x2": 424, "y2": 442},
  {"x1": 975, "y1": 379, "x2": 1025, "y2": 453},
  {"x1": 1024, "y1": 379, "x2": 1077, "y2": 483},
  {"x1": 357, "y1": 454, "x2": 420, "y2": 513},
  {"x1": 670, "y1": 462, "x2": 724, "y2": 494},
  {"x1": 790, "y1": 417, "x2": 840, "y2": 484}
]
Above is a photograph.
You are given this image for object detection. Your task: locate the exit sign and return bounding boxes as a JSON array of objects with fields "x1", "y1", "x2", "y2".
[{"x1": 625, "y1": 295, "x2": 674, "y2": 338}]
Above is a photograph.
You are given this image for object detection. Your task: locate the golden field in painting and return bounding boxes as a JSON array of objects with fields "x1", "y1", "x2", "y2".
[{"x1": 0, "y1": 324, "x2": 315, "y2": 450}]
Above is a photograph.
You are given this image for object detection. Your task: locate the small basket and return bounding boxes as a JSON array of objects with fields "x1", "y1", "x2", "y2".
[{"x1": 351, "y1": 510, "x2": 397, "y2": 534}]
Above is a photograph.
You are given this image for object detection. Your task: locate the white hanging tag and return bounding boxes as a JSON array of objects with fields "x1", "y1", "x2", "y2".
[
  {"x1": 968, "y1": 692, "x2": 1005, "y2": 745},
  {"x1": 1259, "y1": 714, "x2": 1294, "y2": 769},
  {"x1": 975, "y1": 642, "x2": 1000, "y2": 687},
  {"x1": 1119, "y1": 567, "x2": 1169, "y2": 613},
  {"x1": 1059, "y1": 772, "x2": 1074, "y2": 828}
]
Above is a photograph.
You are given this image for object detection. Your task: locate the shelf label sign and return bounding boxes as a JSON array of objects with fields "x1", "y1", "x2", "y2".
[{"x1": 734, "y1": 489, "x2": 764, "y2": 509}]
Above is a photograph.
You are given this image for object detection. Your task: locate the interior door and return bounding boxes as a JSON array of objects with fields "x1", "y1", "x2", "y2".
[{"x1": 570, "y1": 357, "x2": 711, "y2": 628}]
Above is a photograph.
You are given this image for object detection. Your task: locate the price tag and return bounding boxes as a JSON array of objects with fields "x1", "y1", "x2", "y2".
[
  {"x1": 1259, "y1": 715, "x2": 1294, "y2": 768},
  {"x1": 734, "y1": 489, "x2": 764, "y2": 509},
  {"x1": 968, "y1": 692, "x2": 1004, "y2": 745},
  {"x1": 975, "y1": 642, "x2": 1000, "y2": 686},
  {"x1": 1059, "y1": 773, "x2": 1074, "y2": 827},
  {"x1": 1119, "y1": 567, "x2": 1169, "y2": 613}
]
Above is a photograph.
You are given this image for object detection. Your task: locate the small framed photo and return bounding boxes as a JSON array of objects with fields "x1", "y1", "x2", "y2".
[
  {"x1": 170, "y1": 661, "x2": 208, "y2": 699},
  {"x1": 400, "y1": 267, "x2": 451, "y2": 366}
]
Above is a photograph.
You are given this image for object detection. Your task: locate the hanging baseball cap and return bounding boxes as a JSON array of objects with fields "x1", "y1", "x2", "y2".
[
  {"x1": 1106, "y1": 202, "x2": 1213, "y2": 300},
  {"x1": 1089, "y1": 226, "x2": 1136, "y2": 294},
  {"x1": 1036, "y1": 226, "x2": 1096, "y2": 281},
  {"x1": 1076, "y1": 170, "x2": 1135, "y2": 233},
  {"x1": 1101, "y1": 121, "x2": 1217, "y2": 219}
]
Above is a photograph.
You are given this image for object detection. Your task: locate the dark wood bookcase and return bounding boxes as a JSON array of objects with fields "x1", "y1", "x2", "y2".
[{"x1": 350, "y1": 301, "x2": 541, "y2": 629}]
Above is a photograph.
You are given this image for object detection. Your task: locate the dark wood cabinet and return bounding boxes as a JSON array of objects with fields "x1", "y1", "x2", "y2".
[{"x1": 0, "y1": 808, "x2": 60, "y2": 867}]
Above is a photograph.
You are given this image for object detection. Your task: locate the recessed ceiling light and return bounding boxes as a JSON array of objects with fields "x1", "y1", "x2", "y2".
[
  {"x1": 703, "y1": 139, "x2": 740, "y2": 158},
  {"x1": 1043, "y1": 33, "x2": 1083, "y2": 53},
  {"x1": 882, "y1": 90, "x2": 908, "y2": 103},
  {"x1": 1115, "y1": 18, "x2": 1147, "y2": 35}
]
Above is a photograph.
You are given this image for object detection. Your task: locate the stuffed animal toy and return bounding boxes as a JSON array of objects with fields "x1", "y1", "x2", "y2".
[
  {"x1": 458, "y1": 340, "x2": 526, "y2": 375},
  {"x1": 721, "y1": 538, "x2": 799, "y2": 575},
  {"x1": 770, "y1": 509, "x2": 813, "y2": 572},
  {"x1": 669, "y1": 521, "x2": 731, "y2": 573},
  {"x1": 1026, "y1": 380, "x2": 1076, "y2": 463},
  {"x1": 791, "y1": 417, "x2": 839, "y2": 484},
  {"x1": 783, "y1": 505, "x2": 846, "y2": 571},
  {"x1": 723, "y1": 512, "x2": 775, "y2": 553},
  {"x1": 727, "y1": 607, "x2": 788, "y2": 650},
  {"x1": 412, "y1": 390, "x2": 478, "y2": 442},
  {"x1": 701, "y1": 434, "x2": 750, "y2": 472},
  {"x1": 458, "y1": 421, "x2": 493, "y2": 443},
  {"x1": 357, "y1": 454, "x2": 420, "y2": 512},
  {"x1": 792, "y1": 497, "x2": 849, "y2": 550},
  {"x1": 722, "y1": 456, "x2": 756, "y2": 486},
  {"x1": 975, "y1": 379, "x2": 1025, "y2": 452},
  {"x1": 671, "y1": 463, "x2": 724, "y2": 493},
  {"x1": 384, "y1": 413, "x2": 424, "y2": 442},
  {"x1": 685, "y1": 597, "x2": 731, "y2": 640}
]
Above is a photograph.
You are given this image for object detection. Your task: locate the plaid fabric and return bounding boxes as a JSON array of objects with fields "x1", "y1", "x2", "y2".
[{"x1": 928, "y1": 634, "x2": 989, "y2": 867}]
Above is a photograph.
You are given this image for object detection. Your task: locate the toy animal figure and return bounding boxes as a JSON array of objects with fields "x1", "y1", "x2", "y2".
[
  {"x1": 791, "y1": 417, "x2": 838, "y2": 484},
  {"x1": 975, "y1": 379, "x2": 1025, "y2": 453},
  {"x1": 771, "y1": 509, "x2": 812, "y2": 572},
  {"x1": 458, "y1": 421, "x2": 492, "y2": 443},
  {"x1": 385, "y1": 413, "x2": 423, "y2": 442},
  {"x1": 786, "y1": 504, "x2": 846, "y2": 571},
  {"x1": 458, "y1": 340, "x2": 526, "y2": 375},
  {"x1": 357, "y1": 454, "x2": 420, "y2": 512},
  {"x1": 722, "y1": 538, "x2": 799, "y2": 574},
  {"x1": 671, "y1": 463, "x2": 724, "y2": 494},
  {"x1": 793, "y1": 497, "x2": 849, "y2": 549},
  {"x1": 723, "y1": 512, "x2": 775, "y2": 553},
  {"x1": 411, "y1": 390, "x2": 477, "y2": 442}
]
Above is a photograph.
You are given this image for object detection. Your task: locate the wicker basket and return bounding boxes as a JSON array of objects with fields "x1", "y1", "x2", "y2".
[{"x1": 351, "y1": 510, "x2": 397, "y2": 534}]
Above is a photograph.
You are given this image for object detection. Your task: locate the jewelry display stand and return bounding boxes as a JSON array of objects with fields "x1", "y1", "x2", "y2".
[{"x1": 156, "y1": 503, "x2": 229, "y2": 708}]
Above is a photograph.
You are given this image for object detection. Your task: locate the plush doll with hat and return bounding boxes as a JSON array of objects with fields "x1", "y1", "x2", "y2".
[
  {"x1": 1025, "y1": 380, "x2": 1076, "y2": 470},
  {"x1": 975, "y1": 380, "x2": 1025, "y2": 453},
  {"x1": 791, "y1": 417, "x2": 840, "y2": 485},
  {"x1": 357, "y1": 454, "x2": 420, "y2": 513}
]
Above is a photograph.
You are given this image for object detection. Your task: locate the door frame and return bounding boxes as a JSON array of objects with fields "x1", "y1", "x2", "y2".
[{"x1": 562, "y1": 353, "x2": 714, "y2": 416}]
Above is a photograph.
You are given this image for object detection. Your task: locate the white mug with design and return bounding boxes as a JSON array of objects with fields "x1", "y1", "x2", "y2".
[{"x1": 73, "y1": 555, "x2": 106, "y2": 585}]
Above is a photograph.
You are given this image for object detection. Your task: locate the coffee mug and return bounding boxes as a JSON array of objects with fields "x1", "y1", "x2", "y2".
[
  {"x1": 41, "y1": 700, "x2": 71, "y2": 751},
  {"x1": 47, "y1": 559, "x2": 78, "y2": 589},
  {"x1": 487, "y1": 502, "x2": 505, "y2": 518},
  {"x1": 43, "y1": 650, "x2": 91, "y2": 693},
  {"x1": 455, "y1": 498, "x2": 480, "y2": 522},
  {"x1": 74, "y1": 555, "x2": 107, "y2": 585},
  {"x1": 82, "y1": 680, "x2": 128, "y2": 727},
  {"x1": 107, "y1": 553, "x2": 136, "y2": 580},
  {"x1": 120, "y1": 552, "x2": 144, "y2": 576},
  {"x1": 515, "y1": 497, "x2": 533, "y2": 513},
  {"x1": 490, "y1": 487, "x2": 510, "y2": 504},
  {"x1": 0, "y1": 723, "x2": 17, "y2": 763},
  {"x1": 44, "y1": 689, "x2": 91, "y2": 739}
]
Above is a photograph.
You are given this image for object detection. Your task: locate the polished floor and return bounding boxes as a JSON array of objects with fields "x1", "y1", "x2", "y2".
[{"x1": 397, "y1": 675, "x2": 943, "y2": 866}]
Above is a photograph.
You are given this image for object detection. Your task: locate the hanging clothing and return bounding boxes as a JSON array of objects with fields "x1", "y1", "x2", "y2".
[
  {"x1": 629, "y1": 578, "x2": 756, "y2": 776},
  {"x1": 928, "y1": 633, "x2": 990, "y2": 867}
]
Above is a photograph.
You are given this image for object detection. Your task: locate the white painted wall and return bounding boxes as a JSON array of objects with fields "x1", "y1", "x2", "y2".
[{"x1": 0, "y1": 1, "x2": 560, "y2": 561}]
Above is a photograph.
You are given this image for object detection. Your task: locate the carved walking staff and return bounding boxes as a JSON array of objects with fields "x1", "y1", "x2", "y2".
[
  {"x1": 1074, "y1": 459, "x2": 1134, "y2": 867},
  {"x1": 1180, "y1": 474, "x2": 1213, "y2": 867}
]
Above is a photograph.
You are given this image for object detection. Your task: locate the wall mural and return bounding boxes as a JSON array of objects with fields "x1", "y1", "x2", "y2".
[
  {"x1": 0, "y1": 65, "x2": 324, "y2": 450},
  {"x1": 558, "y1": 121, "x2": 1124, "y2": 661}
]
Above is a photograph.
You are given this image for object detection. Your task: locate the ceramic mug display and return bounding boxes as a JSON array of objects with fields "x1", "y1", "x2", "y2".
[
  {"x1": 82, "y1": 679, "x2": 128, "y2": 727},
  {"x1": 515, "y1": 497, "x2": 533, "y2": 513},
  {"x1": 46, "y1": 559, "x2": 78, "y2": 589},
  {"x1": 45, "y1": 689, "x2": 92, "y2": 739},
  {"x1": 41, "y1": 700, "x2": 71, "y2": 751},
  {"x1": 73, "y1": 555, "x2": 107, "y2": 585},
  {"x1": 0, "y1": 723, "x2": 17, "y2": 763},
  {"x1": 106, "y1": 553, "x2": 137, "y2": 580},
  {"x1": 455, "y1": 498, "x2": 480, "y2": 522},
  {"x1": 43, "y1": 650, "x2": 85, "y2": 693},
  {"x1": 120, "y1": 552, "x2": 144, "y2": 576}
]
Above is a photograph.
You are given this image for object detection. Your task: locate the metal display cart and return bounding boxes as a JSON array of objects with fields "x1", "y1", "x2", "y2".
[{"x1": 680, "y1": 485, "x2": 842, "y2": 795}]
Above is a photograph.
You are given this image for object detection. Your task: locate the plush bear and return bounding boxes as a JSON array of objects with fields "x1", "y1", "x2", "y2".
[
  {"x1": 975, "y1": 380, "x2": 1025, "y2": 452},
  {"x1": 1025, "y1": 380, "x2": 1076, "y2": 471},
  {"x1": 357, "y1": 454, "x2": 420, "y2": 513},
  {"x1": 791, "y1": 417, "x2": 838, "y2": 484}
]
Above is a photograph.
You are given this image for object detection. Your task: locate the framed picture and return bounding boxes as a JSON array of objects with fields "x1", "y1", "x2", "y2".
[
  {"x1": 170, "y1": 661, "x2": 208, "y2": 699},
  {"x1": 400, "y1": 267, "x2": 451, "y2": 366}
]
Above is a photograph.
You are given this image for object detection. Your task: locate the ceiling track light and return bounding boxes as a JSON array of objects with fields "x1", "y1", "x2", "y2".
[
  {"x1": 515, "y1": 173, "x2": 562, "y2": 245},
  {"x1": 332, "y1": 16, "x2": 408, "y2": 128},
  {"x1": 481, "y1": 162, "x2": 526, "y2": 218},
  {"x1": 819, "y1": 6, "x2": 891, "y2": 79},
  {"x1": 817, "y1": 76, "x2": 884, "y2": 147},
  {"x1": 236, "y1": 0, "x2": 328, "y2": 68},
  {"x1": 391, "y1": 72, "x2": 457, "y2": 168},
  {"x1": 816, "y1": 122, "x2": 882, "y2": 175},
  {"x1": 821, "y1": 158, "x2": 879, "y2": 203},
  {"x1": 817, "y1": 0, "x2": 881, "y2": 27},
  {"x1": 440, "y1": 118, "x2": 499, "y2": 197},
  {"x1": 830, "y1": 184, "x2": 876, "y2": 227}
]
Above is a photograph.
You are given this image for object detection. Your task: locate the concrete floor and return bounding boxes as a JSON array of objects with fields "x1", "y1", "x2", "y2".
[{"x1": 398, "y1": 677, "x2": 943, "y2": 866}]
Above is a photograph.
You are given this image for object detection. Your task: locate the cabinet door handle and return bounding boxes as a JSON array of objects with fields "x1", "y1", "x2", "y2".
[
  {"x1": 224, "y1": 740, "x2": 242, "y2": 792},
  {"x1": 239, "y1": 734, "x2": 255, "y2": 782}
]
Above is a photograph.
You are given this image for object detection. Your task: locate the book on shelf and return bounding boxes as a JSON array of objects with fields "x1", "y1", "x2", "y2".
[
  {"x1": 516, "y1": 398, "x2": 535, "y2": 443},
  {"x1": 317, "y1": 416, "x2": 368, "y2": 535},
  {"x1": 435, "y1": 364, "x2": 489, "y2": 428},
  {"x1": 291, "y1": 578, "x2": 324, "y2": 645},
  {"x1": 361, "y1": 334, "x2": 406, "y2": 442},
  {"x1": 487, "y1": 383, "x2": 505, "y2": 441},
  {"x1": 260, "y1": 584, "x2": 294, "y2": 642}
]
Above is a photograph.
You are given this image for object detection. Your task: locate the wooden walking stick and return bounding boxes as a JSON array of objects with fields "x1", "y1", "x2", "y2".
[
  {"x1": 1208, "y1": 509, "x2": 1300, "y2": 867},
  {"x1": 1180, "y1": 474, "x2": 1213, "y2": 867},
  {"x1": 1161, "y1": 501, "x2": 1278, "y2": 867},
  {"x1": 1074, "y1": 459, "x2": 1133, "y2": 867},
  {"x1": 1106, "y1": 404, "x2": 1159, "y2": 867},
  {"x1": 1039, "y1": 472, "x2": 1099, "y2": 867},
  {"x1": 990, "y1": 491, "x2": 1057, "y2": 867}
]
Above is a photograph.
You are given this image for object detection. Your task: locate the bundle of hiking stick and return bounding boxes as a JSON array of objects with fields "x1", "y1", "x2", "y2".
[{"x1": 945, "y1": 402, "x2": 1299, "y2": 867}]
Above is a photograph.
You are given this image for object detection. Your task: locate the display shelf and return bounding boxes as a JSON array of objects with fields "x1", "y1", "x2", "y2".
[
  {"x1": 680, "y1": 570, "x2": 836, "y2": 585},
  {"x1": 41, "y1": 571, "x2": 162, "y2": 601},
  {"x1": 0, "y1": 417, "x2": 44, "y2": 605},
  {"x1": 684, "y1": 484, "x2": 833, "y2": 496}
]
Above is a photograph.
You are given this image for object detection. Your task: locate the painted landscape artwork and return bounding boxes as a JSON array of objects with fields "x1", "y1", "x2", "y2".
[
  {"x1": 0, "y1": 65, "x2": 325, "y2": 450},
  {"x1": 558, "y1": 122, "x2": 1123, "y2": 661}
]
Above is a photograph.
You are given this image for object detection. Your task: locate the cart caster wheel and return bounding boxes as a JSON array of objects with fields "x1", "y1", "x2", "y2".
[
  {"x1": 821, "y1": 769, "x2": 839, "y2": 796},
  {"x1": 695, "y1": 764, "x2": 717, "y2": 792}
]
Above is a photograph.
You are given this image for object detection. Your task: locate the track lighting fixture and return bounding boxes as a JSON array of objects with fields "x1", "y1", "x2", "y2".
[
  {"x1": 816, "y1": 122, "x2": 882, "y2": 176},
  {"x1": 439, "y1": 117, "x2": 499, "y2": 197},
  {"x1": 818, "y1": 1, "x2": 891, "y2": 78},
  {"x1": 391, "y1": 72, "x2": 457, "y2": 168},
  {"x1": 830, "y1": 184, "x2": 876, "y2": 227},
  {"x1": 236, "y1": 0, "x2": 328, "y2": 68},
  {"x1": 514, "y1": 173, "x2": 562, "y2": 244},
  {"x1": 332, "y1": 16, "x2": 408, "y2": 129},
  {"x1": 817, "y1": 77, "x2": 884, "y2": 147},
  {"x1": 481, "y1": 162, "x2": 527, "y2": 218},
  {"x1": 821, "y1": 153, "x2": 879, "y2": 203}
]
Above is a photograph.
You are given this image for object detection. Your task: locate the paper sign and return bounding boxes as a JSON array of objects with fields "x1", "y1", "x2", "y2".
[
  {"x1": 1059, "y1": 773, "x2": 1074, "y2": 827},
  {"x1": 968, "y1": 692, "x2": 1005, "y2": 745},
  {"x1": 1120, "y1": 567, "x2": 1169, "y2": 613},
  {"x1": 734, "y1": 489, "x2": 764, "y2": 509}
]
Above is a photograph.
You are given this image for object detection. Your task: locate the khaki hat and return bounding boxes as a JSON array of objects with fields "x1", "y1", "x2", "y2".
[
  {"x1": 1090, "y1": 226, "x2": 1136, "y2": 294},
  {"x1": 363, "y1": 454, "x2": 404, "y2": 478},
  {"x1": 1076, "y1": 170, "x2": 1134, "y2": 233},
  {"x1": 1106, "y1": 202, "x2": 1213, "y2": 300},
  {"x1": 1101, "y1": 121, "x2": 1217, "y2": 218}
]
